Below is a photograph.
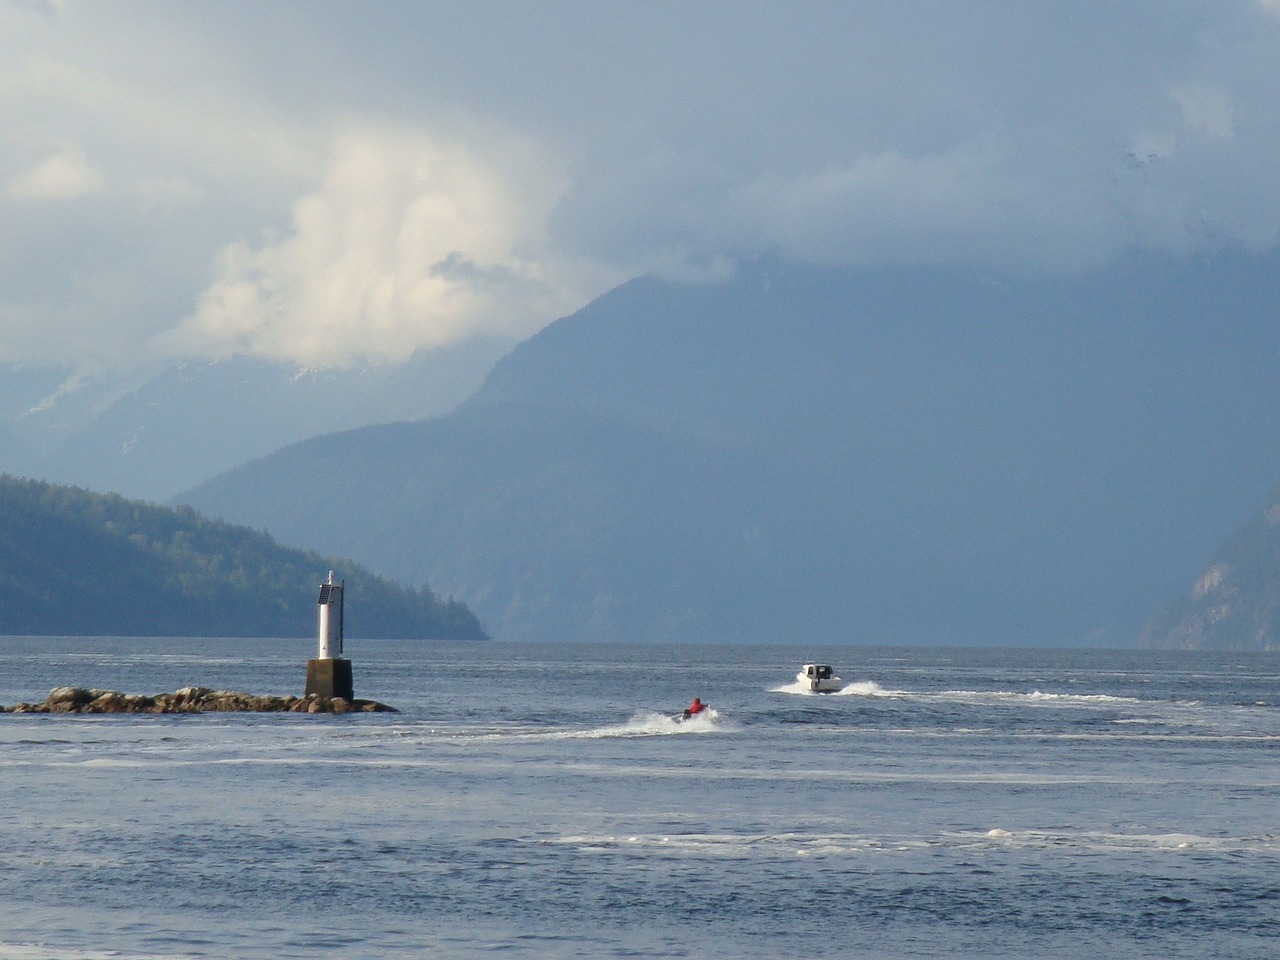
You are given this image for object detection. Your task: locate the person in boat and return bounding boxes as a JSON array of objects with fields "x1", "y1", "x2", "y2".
[{"x1": 681, "y1": 697, "x2": 707, "y2": 720}]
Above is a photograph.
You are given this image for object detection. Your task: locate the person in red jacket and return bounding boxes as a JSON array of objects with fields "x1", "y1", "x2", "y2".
[{"x1": 682, "y1": 697, "x2": 707, "y2": 719}]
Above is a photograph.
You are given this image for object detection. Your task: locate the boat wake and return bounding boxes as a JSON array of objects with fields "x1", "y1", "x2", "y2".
[
  {"x1": 541, "y1": 826, "x2": 1279, "y2": 859},
  {"x1": 577, "y1": 708, "x2": 724, "y2": 739},
  {"x1": 931, "y1": 689, "x2": 1143, "y2": 706},
  {"x1": 484, "y1": 709, "x2": 728, "y2": 742},
  {"x1": 772, "y1": 679, "x2": 895, "y2": 697},
  {"x1": 771, "y1": 680, "x2": 1145, "y2": 707}
]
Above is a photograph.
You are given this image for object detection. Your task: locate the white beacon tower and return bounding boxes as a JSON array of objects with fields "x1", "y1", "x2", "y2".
[
  {"x1": 316, "y1": 570, "x2": 343, "y2": 659},
  {"x1": 305, "y1": 571, "x2": 354, "y2": 700}
]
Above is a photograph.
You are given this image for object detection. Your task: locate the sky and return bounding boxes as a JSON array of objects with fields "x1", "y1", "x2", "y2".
[{"x1": 3, "y1": 0, "x2": 1280, "y2": 386}]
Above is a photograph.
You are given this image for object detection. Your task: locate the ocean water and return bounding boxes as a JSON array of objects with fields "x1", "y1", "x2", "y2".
[{"x1": 0, "y1": 637, "x2": 1277, "y2": 959}]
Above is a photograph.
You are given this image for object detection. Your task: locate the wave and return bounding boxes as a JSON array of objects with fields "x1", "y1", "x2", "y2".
[
  {"x1": 971, "y1": 827, "x2": 1277, "y2": 855},
  {"x1": 771, "y1": 679, "x2": 1144, "y2": 707},
  {"x1": 933, "y1": 689, "x2": 1144, "y2": 706},
  {"x1": 0, "y1": 947, "x2": 189, "y2": 960},
  {"x1": 72, "y1": 758, "x2": 152, "y2": 768},
  {"x1": 543, "y1": 708, "x2": 727, "y2": 740},
  {"x1": 359, "y1": 709, "x2": 732, "y2": 745},
  {"x1": 541, "y1": 827, "x2": 1279, "y2": 859},
  {"x1": 772, "y1": 679, "x2": 898, "y2": 697}
]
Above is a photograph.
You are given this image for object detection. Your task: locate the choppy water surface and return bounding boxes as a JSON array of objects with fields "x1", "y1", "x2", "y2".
[{"x1": 1, "y1": 638, "x2": 1277, "y2": 959}]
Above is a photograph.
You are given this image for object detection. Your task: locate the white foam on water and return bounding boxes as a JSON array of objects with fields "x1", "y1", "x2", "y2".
[
  {"x1": 71, "y1": 758, "x2": 151, "y2": 768},
  {"x1": 411, "y1": 708, "x2": 732, "y2": 744},
  {"x1": 546, "y1": 827, "x2": 1280, "y2": 861},
  {"x1": 771, "y1": 680, "x2": 1145, "y2": 707},
  {"x1": 545, "y1": 830, "x2": 899, "y2": 859},
  {"x1": 771, "y1": 678, "x2": 900, "y2": 697},
  {"x1": 564, "y1": 707, "x2": 726, "y2": 739},
  {"x1": 832, "y1": 680, "x2": 895, "y2": 697},
  {"x1": 933, "y1": 689, "x2": 1144, "y2": 706},
  {"x1": 967, "y1": 827, "x2": 1277, "y2": 855},
  {"x1": 855, "y1": 685, "x2": 1143, "y2": 707},
  {"x1": 0, "y1": 946, "x2": 198, "y2": 960}
]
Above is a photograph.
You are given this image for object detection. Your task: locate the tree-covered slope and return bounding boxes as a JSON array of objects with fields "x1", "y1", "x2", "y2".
[{"x1": 0, "y1": 475, "x2": 487, "y2": 639}]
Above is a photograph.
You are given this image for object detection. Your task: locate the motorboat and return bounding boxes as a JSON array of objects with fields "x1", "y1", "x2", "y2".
[{"x1": 797, "y1": 663, "x2": 843, "y2": 693}]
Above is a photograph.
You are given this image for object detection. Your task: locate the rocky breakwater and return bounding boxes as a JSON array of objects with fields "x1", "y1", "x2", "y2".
[{"x1": 1, "y1": 686, "x2": 397, "y2": 714}]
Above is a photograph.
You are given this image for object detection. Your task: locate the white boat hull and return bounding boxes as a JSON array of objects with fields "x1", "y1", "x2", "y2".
[{"x1": 796, "y1": 671, "x2": 843, "y2": 693}]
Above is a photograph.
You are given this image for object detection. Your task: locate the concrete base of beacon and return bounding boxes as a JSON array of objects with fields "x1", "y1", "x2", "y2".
[{"x1": 305, "y1": 658, "x2": 354, "y2": 700}]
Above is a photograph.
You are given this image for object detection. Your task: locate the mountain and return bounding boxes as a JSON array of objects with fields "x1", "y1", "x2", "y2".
[
  {"x1": 0, "y1": 474, "x2": 487, "y2": 639},
  {"x1": 1, "y1": 334, "x2": 511, "y2": 502},
  {"x1": 176, "y1": 253, "x2": 1280, "y2": 646},
  {"x1": 1139, "y1": 481, "x2": 1280, "y2": 651}
]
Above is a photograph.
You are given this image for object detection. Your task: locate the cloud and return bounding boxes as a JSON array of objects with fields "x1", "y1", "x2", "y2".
[
  {"x1": 2, "y1": 0, "x2": 68, "y2": 18},
  {"x1": 0, "y1": 7, "x2": 326, "y2": 373},
  {"x1": 5, "y1": 146, "x2": 101, "y2": 200},
  {"x1": 1171, "y1": 85, "x2": 1235, "y2": 141},
  {"x1": 2, "y1": 1, "x2": 1280, "y2": 379},
  {"x1": 533, "y1": 2, "x2": 1280, "y2": 274},
  {"x1": 150, "y1": 125, "x2": 621, "y2": 367}
]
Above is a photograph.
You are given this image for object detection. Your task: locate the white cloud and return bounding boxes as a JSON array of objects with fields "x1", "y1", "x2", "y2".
[
  {"x1": 151, "y1": 125, "x2": 621, "y2": 367},
  {"x1": 3, "y1": 0, "x2": 68, "y2": 19},
  {"x1": 2, "y1": 1, "x2": 1280, "y2": 378},
  {"x1": 6, "y1": 146, "x2": 102, "y2": 200}
]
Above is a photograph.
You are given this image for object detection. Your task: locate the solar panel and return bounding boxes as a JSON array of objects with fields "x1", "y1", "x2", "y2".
[{"x1": 318, "y1": 584, "x2": 333, "y2": 603}]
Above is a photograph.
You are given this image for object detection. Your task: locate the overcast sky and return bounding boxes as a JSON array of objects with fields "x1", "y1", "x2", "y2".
[{"x1": 3, "y1": 0, "x2": 1279, "y2": 381}]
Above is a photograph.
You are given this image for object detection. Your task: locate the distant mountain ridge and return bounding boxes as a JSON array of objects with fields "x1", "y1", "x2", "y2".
[
  {"x1": 177, "y1": 253, "x2": 1280, "y2": 646},
  {"x1": 0, "y1": 474, "x2": 487, "y2": 639}
]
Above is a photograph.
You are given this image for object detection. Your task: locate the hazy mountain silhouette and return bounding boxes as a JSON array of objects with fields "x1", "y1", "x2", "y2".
[
  {"x1": 177, "y1": 254, "x2": 1280, "y2": 645},
  {"x1": 1, "y1": 335, "x2": 511, "y2": 503},
  {"x1": 1140, "y1": 478, "x2": 1280, "y2": 651}
]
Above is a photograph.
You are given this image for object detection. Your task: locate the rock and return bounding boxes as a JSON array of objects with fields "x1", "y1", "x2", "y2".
[
  {"x1": 1, "y1": 688, "x2": 396, "y2": 714},
  {"x1": 47, "y1": 687, "x2": 94, "y2": 707},
  {"x1": 89, "y1": 692, "x2": 128, "y2": 712}
]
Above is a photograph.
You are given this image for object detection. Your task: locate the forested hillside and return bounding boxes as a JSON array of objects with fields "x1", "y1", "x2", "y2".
[{"x1": 0, "y1": 475, "x2": 487, "y2": 639}]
